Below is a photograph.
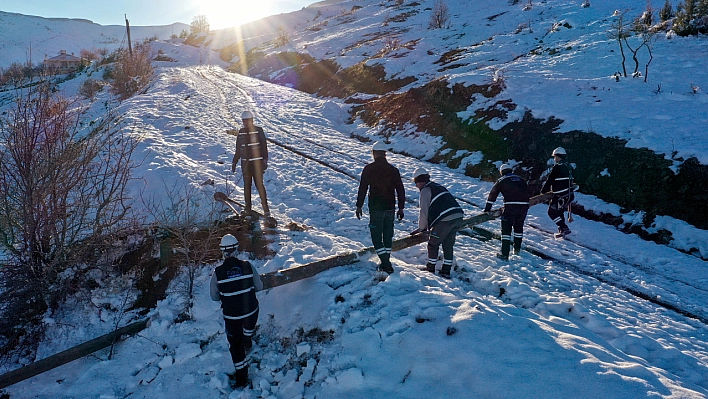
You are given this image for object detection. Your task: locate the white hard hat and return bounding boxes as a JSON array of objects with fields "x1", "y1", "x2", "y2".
[
  {"x1": 412, "y1": 167, "x2": 429, "y2": 181},
  {"x1": 552, "y1": 147, "x2": 567, "y2": 156},
  {"x1": 220, "y1": 234, "x2": 238, "y2": 252},
  {"x1": 372, "y1": 141, "x2": 388, "y2": 151},
  {"x1": 241, "y1": 110, "x2": 254, "y2": 120},
  {"x1": 499, "y1": 163, "x2": 512, "y2": 174}
]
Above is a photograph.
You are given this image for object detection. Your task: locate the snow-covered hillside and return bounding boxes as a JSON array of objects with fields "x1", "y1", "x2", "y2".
[
  {"x1": 3, "y1": 63, "x2": 708, "y2": 399},
  {"x1": 1, "y1": 2, "x2": 708, "y2": 398},
  {"x1": 202, "y1": 0, "x2": 708, "y2": 164}
]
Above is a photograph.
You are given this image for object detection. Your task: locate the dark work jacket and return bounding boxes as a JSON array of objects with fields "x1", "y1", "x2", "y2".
[
  {"x1": 214, "y1": 257, "x2": 259, "y2": 321},
  {"x1": 424, "y1": 182, "x2": 464, "y2": 227},
  {"x1": 484, "y1": 173, "x2": 530, "y2": 213},
  {"x1": 232, "y1": 126, "x2": 268, "y2": 176},
  {"x1": 541, "y1": 162, "x2": 574, "y2": 200},
  {"x1": 356, "y1": 157, "x2": 405, "y2": 212}
]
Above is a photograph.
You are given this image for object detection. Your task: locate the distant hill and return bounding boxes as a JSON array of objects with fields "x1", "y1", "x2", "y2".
[{"x1": 0, "y1": 11, "x2": 188, "y2": 67}]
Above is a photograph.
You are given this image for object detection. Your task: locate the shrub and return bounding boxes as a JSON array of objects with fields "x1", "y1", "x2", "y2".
[
  {"x1": 79, "y1": 78, "x2": 104, "y2": 99},
  {"x1": 659, "y1": 0, "x2": 674, "y2": 21},
  {"x1": 109, "y1": 43, "x2": 155, "y2": 100},
  {"x1": 274, "y1": 27, "x2": 290, "y2": 47}
]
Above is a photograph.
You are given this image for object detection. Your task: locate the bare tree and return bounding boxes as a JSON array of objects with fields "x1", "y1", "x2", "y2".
[
  {"x1": 141, "y1": 182, "x2": 221, "y2": 319},
  {"x1": 190, "y1": 15, "x2": 210, "y2": 34},
  {"x1": 625, "y1": 7, "x2": 658, "y2": 80},
  {"x1": 428, "y1": 0, "x2": 451, "y2": 29},
  {"x1": 609, "y1": 9, "x2": 630, "y2": 77},
  {"x1": 0, "y1": 81, "x2": 138, "y2": 359}
]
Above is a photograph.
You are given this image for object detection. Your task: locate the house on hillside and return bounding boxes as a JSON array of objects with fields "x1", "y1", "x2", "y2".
[{"x1": 44, "y1": 50, "x2": 82, "y2": 73}]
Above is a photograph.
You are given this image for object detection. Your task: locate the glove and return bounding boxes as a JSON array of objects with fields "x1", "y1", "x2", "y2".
[
  {"x1": 355, "y1": 207, "x2": 363, "y2": 220},
  {"x1": 396, "y1": 209, "x2": 404, "y2": 221}
]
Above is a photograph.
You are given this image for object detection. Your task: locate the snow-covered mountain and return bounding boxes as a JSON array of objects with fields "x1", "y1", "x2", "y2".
[{"x1": 1, "y1": 1, "x2": 708, "y2": 398}]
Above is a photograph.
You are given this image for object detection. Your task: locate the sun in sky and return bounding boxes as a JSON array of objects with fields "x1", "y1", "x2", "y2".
[{"x1": 194, "y1": 0, "x2": 281, "y2": 30}]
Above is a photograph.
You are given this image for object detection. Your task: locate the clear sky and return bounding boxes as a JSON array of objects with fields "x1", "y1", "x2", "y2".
[{"x1": 0, "y1": 0, "x2": 317, "y2": 30}]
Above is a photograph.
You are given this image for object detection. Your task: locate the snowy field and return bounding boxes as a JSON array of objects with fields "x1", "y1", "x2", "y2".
[
  {"x1": 1, "y1": 0, "x2": 708, "y2": 397},
  {"x1": 3, "y1": 66, "x2": 707, "y2": 399}
]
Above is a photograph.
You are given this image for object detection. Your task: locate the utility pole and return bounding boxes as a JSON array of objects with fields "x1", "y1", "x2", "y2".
[{"x1": 125, "y1": 14, "x2": 133, "y2": 59}]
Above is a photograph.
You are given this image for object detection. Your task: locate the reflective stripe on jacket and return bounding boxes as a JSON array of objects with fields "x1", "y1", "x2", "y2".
[
  {"x1": 484, "y1": 173, "x2": 530, "y2": 212},
  {"x1": 213, "y1": 257, "x2": 259, "y2": 320},
  {"x1": 422, "y1": 181, "x2": 463, "y2": 228},
  {"x1": 541, "y1": 162, "x2": 573, "y2": 199}
]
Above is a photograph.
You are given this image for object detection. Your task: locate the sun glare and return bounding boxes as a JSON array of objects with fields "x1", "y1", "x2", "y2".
[{"x1": 196, "y1": 0, "x2": 277, "y2": 30}]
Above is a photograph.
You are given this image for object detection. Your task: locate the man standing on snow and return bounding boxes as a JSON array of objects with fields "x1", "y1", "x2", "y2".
[
  {"x1": 355, "y1": 141, "x2": 405, "y2": 274},
  {"x1": 410, "y1": 168, "x2": 464, "y2": 278},
  {"x1": 541, "y1": 147, "x2": 574, "y2": 238},
  {"x1": 210, "y1": 234, "x2": 263, "y2": 389},
  {"x1": 232, "y1": 110, "x2": 271, "y2": 218},
  {"x1": 484, "y1": 164, "x2": 530, "y2": 260}
]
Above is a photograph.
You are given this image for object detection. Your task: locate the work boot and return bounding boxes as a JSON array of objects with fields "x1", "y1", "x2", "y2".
[
  {"x1": 379, "y1": 261, "x2": 394, "y2": 274},
  {"x1": 233, "y1": 368, "x2": 249, "y2": 389},
  {"x1": 554, "y1": 228, "x2": 571, "y2": 238},
  {"x1": 378, "y1": 254, "x2": 394, "y2": 274},
  {"x1": 496, "y1": 253, "x2": 509, "y2": 261}
]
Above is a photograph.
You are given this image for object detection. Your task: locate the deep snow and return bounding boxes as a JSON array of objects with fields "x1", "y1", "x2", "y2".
[
  {"x1": 1, "y1": 1, "x2": 708, "y2": 398},
  {"x1": 2, "y1": 64, "x2": 707, "y2": 399}
]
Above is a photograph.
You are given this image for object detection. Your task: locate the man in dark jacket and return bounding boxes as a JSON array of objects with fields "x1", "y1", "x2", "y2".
[
  {"x1": 232, "y1": 110, "x2": 271, "y2": 217},
  {"x1": 541, "y1": 147, "x2": 574, "y2": 238},
  {"x1": 356, "y1": 141, "x2": 405, "y2": 274},
  {"x1": 411, "y1": 168, "x2": 464, "y2": 278},
  {"x1": 484, "y1": 164, "x2": 530, "y2": 260},
  {"x1": 210, "y1": 234, "x2": 263, "y2": 389}
]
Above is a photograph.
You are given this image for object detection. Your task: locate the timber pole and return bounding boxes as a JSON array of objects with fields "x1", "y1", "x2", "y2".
[
  {"x1": 125, "y1": 15, "x2": 133, "y2": 59},
  {"x1": 0, "y1": 319, "x2": 149, "y2": 390}
]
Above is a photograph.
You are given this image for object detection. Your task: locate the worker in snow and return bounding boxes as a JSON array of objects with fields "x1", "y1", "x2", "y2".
[
  {"x1": 355, "y1": 141, "x2": 405, "y2": 274},
  {"x1": 410, "y1": 168, "x2": 464, "y2": 278},
  {"x1": 541, "y1": 147, "x2": 575, "y2": 238},
  {"x1": 210, "y1": 234, "x2": 263, "y2": 389},
  {"x1": 484, "y1": 164, "x2": 530, "y2": 260},
  {"x1": 232, "y1": 110, "x2": 271, "y2": 218}
]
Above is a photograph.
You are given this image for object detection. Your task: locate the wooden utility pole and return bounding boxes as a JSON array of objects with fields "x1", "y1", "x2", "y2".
[{"x1": 125, "y1": 14, "x2": 133, "y2": 59}]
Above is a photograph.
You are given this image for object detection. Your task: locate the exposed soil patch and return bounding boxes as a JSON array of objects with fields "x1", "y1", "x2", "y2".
[
  {"x1": 126, "y1": 216, "x2": 276, "y2": 312},
  {"x1": 231, "y1": 51, "x2": 416, "y2": 97}
]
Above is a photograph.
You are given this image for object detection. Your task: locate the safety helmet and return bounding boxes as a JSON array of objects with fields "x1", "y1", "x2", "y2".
[
  {"x1": 241, "y1": 110, "x2": 254, "y2": 120},
  {"x1": 552, "y1": 147, "x2": 566, "y2": 156},
  {"x1": 499, "y1": 163, "x2": 512, "y2": 174},
  {"x1": 220, "y1": 234, "x2": 238, "y2": 252},
  {"x1": 412, "y1": 167, "x2": 429, "y2": 181},
  {"x1": 372, "y1": 141, "x2": 388, "y2": 152}
]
